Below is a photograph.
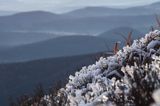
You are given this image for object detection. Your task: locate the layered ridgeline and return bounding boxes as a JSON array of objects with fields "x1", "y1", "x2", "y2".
[{"x1": 29, "y1": 30, "x2": 160, "y2": 106}]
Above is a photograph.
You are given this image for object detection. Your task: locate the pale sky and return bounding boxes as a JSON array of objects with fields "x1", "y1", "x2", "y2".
[{"x1": 0, "y1": 0, "x2": 160, "y2": 13}]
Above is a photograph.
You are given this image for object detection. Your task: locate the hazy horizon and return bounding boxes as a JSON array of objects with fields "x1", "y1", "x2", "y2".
[{"x1": 0, "y1": 0, "x2": 160, "y2": 13}]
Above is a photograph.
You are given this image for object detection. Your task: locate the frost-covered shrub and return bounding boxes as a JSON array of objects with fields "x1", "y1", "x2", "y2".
[
  {"x1": 26, "y1": 30, "x2": 160, "y2": 106},
  {"x1": 152, "y1": 89, "x2": 160, "y2": 106}
]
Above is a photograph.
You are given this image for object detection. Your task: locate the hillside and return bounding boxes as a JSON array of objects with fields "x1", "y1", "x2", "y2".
[
  {"x1": 0, "y1": 11, "x2": 59, "y2": 23},
  {"x1": 0, "y1": 31, "x2": 58, "y2": 48},
  {"x1": 0, "y1": 36, "x2": 108, "y2": 63},
  {"x1": 0, "y1": 11, "x2": 16, "y2": 16},
  {"x1": 0, "y1": 52, "x2": 110, "y2": 106},
  {"x1": 31, "y1": 30, "x2": 160, "y2": 106}
]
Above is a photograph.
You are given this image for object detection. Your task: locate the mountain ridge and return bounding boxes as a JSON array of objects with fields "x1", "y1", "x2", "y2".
[{"x1": 0, "y1": 35, "x2": 108, "y2": 63}]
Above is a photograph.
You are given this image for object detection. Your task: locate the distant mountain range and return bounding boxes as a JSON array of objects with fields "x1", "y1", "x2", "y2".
[
  {"x1": 0, "y1": 13, "x2": 155, "y2": 34},
  {"x1": 65, "y1": 6, "x2": 149, "y2": 18},
  {"x1": 1, "y1": 1, "x2": 160, "y2": 17},
  {"x1": 0, "y1": 36, "x2": 109, "y2": 63},
  {"x1": 65, "y1": 2, "x2": 160, "y2": 17},
  {"x1": 0, "y1": 2, "x2": 159, "y2": 34},
  {"x1": 0, "y1": 2, "x2": 159, "y2": 62},
  {"x1": 0, "y1": 27, "x2": 144, "y2": 63}
]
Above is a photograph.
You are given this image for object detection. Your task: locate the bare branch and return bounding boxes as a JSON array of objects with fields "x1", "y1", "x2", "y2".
[
  {"x1": 155, "y1": 14, "x2": 160, "y2": 27},
  {"x1": 113, "y1": 42, "x2": 119, "y2": 54},
  {"x1": 150, "y1": 26, "x2": 154, "y2": 31},
  {"x1": 126, "y1": 31, "x2": 132, "y2": 46}
]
